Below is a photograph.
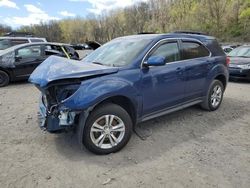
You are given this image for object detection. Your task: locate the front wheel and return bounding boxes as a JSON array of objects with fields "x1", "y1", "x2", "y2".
[
  {"x1": 0, "y1": 70, "x2": 10, "y2": 87},
  {"x1": 201, "y1": 80, "x2": 224, "y2": 111},
  {"x1": 81, "y1": 103, "x2": 132, "y2": 155}
]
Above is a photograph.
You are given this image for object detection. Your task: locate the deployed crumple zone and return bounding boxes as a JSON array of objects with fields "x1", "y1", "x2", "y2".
[{"x1": 29, "y1": 32, "x2": 229, "y2": 154}]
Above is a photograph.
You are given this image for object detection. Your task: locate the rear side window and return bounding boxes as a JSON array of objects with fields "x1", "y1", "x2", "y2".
[
  {"x1": 11, "y1": 39, "x2": 29, "y2": 46},
  {"x1": 30, "y1": 39, "x2": 45, "y2": 42},
  {"x1": 181, "y1": 41, "x2": 210, "y2": 60},
  {"x1": 150, "y1": 42, "x2": 180, "y2": 63}
]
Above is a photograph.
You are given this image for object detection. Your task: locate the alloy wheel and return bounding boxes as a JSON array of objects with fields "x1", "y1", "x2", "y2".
[
  {"x1": 210, "y1": 85, "x2": 222, "y2": 108},
  {"x1": 90, "y1": 115, "x2": 125, "y2": 149}
]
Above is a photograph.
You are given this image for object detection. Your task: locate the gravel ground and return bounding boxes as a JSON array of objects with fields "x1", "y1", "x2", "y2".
[{"x1": 0, "y1": 81, "x2": 250, "y2": 188}]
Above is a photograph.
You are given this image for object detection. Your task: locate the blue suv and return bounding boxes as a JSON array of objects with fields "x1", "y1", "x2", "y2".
[{"x1": 29, "y1": 32, "x2": 229, "y2": 154}]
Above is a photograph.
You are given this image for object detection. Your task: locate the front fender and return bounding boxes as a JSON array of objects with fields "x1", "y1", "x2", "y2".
[{"x1": 61, "y1": 76, "x2": 141, "y2": 111}]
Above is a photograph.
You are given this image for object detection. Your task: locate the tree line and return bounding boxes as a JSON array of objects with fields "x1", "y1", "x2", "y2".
[{"x1": 1, "y1": 0, "x2": 250, "y2": 43}]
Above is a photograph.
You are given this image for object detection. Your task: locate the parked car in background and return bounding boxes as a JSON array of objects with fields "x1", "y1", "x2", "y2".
[
  {"x1": 72, "y1": 41, "x2": 101, "y2": 50},
  {"x1": 0, "y1": 36, "x2": 47, "y2": 52},
  {"x1": 228, "y1": 45, "x2": 250, "y2": 80},
  {"x1": 29, "y1": 32, "x2": 228, "y2": 154},
  {"x1": 222, "y1": 45, "x2": 234, "y2": 54},
  {"x1": 0, "y1": 42, "x2": 79, "y2": 87},
  {"x1": 72, "y1": 41, "x2": 101, "y2": 59}
]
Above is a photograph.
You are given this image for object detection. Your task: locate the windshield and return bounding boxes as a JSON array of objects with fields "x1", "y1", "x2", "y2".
[
  {"x1": 228, "y1": 47, "x2": 250, "y2": 57},
  {"x1": 0, "y1": 39, "x2": 11, "y2": 50},
  {"x1": 82, "y1": 38, "x2": 153, "y2": 67}
]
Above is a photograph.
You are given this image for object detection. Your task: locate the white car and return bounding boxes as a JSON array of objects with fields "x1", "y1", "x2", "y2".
[{"x1": 0, "y1": 36, "x2": 47, "y2": 52}]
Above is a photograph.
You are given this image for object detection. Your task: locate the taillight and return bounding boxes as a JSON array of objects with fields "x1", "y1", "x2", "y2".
[{"x1": 226, "y1": 57, "x2": 230, "y2": 66}]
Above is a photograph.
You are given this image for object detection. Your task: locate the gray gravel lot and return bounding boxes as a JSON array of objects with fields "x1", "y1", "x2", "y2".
[{"x1": 0, "y1": 81, "x2": 250, "y2": 188}]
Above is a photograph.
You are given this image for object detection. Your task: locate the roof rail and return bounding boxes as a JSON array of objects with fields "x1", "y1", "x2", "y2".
[
  {"x1": 137, "y1": 32, "x2": 156, "y2": 35},
  {"x1": 3, "y1": 32, "x2": 34, "y2": 37},
  {"x1": 173, "y1": 31, "x2": 207, "y2": 35}
]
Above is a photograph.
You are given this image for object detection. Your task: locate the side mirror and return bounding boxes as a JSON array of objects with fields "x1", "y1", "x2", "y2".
[
  {"x1": 144, "y1": 56, "x2": 166, "y2": 67},
  {"x1": 15, "y1": 55, "x2": 22, "y2": 61}
]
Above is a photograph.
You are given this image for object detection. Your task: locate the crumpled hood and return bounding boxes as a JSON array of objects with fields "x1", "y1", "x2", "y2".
[
  {"x1": 229, "y1": 57, "x2": 250, "y2": 65},
  {"x1": 29, "y1": 56, "x2": 119, "y2": 88}
]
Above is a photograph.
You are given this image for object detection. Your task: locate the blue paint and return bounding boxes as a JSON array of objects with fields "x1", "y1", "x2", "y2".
[{"x1": 29, "y1": 33, "x2": 228, "y2": 132}]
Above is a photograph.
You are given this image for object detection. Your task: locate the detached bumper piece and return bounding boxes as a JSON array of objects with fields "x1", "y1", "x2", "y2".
[{"x1": 38, "y1": 102, "x2": 76, "y2": 133}]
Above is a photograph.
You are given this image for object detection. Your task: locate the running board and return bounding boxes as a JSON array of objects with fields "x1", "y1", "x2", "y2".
[{"x1": 141, "y1": 99, "x2": 202, "y2": 122}]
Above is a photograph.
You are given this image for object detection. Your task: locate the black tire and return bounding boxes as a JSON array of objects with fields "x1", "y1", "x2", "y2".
[
  {"x1": 0, "y1": 70, "x2": 10, "y2": 87},
  {"x1": 201, "y1": 80, "x2": 224, "y2": 111},
  {"x1": 81, "y1": 103, "x2": 132, "y2": 155}
]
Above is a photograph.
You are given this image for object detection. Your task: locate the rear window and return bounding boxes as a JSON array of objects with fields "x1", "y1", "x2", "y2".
[{"x1": 181, "y1": 41, "x2": 210, "y2": 60}]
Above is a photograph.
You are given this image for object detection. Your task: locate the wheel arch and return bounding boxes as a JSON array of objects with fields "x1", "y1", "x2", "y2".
[
  {"x1": 214, "y1": 74, "x2": 227, "y2": 89},
  {"x1": 0, "y1": 68, "x2": 11, "y2": 79},
  {"x1": 90, "y1": 95, "x2": 138, "y2": 126}
]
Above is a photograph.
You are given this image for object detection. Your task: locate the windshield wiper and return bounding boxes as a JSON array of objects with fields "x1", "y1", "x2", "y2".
[{"x1": 92, "y1": 61, "x2": 104, "y2": 65}]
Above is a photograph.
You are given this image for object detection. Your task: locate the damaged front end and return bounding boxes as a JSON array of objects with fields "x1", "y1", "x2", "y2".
[
  {"x1": 38, "y1": 81, "x2": 81, "y2": 133},
  {"x1": 29, "y1": 56, "x2": 119, "y2": 133}
]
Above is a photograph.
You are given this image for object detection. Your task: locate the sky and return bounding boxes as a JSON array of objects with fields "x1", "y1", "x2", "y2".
[{"x1": 0, "y1": 0, "x2": 146, "y2": 28}]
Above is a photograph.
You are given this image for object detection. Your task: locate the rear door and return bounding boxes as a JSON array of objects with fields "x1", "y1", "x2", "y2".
[
  {"x1": 180, "y1": 40, "x2": 211, "y2": 100},
  {"x1": 13, "y1": 45, "x2": 45, "y2": 78}
]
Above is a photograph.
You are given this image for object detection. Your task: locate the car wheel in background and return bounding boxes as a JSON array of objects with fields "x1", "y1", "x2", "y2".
[
  {"x1": 0, "y1": 70, "x2": 10, "y2": 87},
  {"x1": 81, "y1": 103, "x2": 133, "y2": 155},
  {"x1": 201, "y1": 80, "x2": 224, "y2": 111}
]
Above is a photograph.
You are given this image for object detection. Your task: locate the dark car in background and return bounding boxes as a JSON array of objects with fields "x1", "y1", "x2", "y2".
[
  {"x1": 29, "y1": 32, "x2": 228, "y2": 154},
  {"x1": 71, "y1": 41, "x2": 101, "y2": 59},
  {"x1": 228, "y1": 45, "x2": 250, "y2": 81},
  {"x1": 0, "y1": 42, "x2": 79, "y2": 87}
]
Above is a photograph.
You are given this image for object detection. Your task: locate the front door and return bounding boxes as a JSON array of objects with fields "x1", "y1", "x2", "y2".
[
  {"x1": 141, "y1": 40, "x2": 186, "y2": 116},
  {"x1": 14, "y1": 45, "x2": 45, "y2": 78}
]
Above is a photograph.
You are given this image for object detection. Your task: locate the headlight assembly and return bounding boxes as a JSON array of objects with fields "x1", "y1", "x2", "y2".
[{"x1": 54, "y1": 83, "x2": 81, "y2": 103}]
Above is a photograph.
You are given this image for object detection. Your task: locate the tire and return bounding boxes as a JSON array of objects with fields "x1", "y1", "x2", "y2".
[
  {"x1": 81, "y1": 103, "x2": 132, "y2": 155},
  {"x1": 201, "y1": 80, "x2": 224, "y2": 111},
  {"x1": 0, "y1": 70, "x2": 10, "y2": 87}
]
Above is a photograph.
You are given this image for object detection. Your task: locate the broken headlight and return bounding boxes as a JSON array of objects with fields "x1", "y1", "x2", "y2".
[{"x1": 53, "y1": 84, "x2": 81, "y2": 103}]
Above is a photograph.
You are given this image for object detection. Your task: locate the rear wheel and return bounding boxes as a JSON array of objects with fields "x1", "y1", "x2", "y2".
[
  {"x1": 201, "y1": 80, "x2": 224, "y2": 111},
  {"x1": 81, "y1": 103, "x2": 132, "y2": 155},
  {"x1": 0, "y1": 70, "x2": 10, "y2": 87}
]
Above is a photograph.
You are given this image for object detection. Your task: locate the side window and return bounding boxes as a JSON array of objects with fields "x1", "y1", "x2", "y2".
[
  {"x1": 11, "y1": 39, "x2": 29, "y2": 46},
  {"x1": 0, "y1": 39, "x2": 11, "y2": 50},
  {"x1": 149, "y1": 42, "x2": 180, "y2": 63},
  {"x1": 44, "y1": 45, "x2": 63, "y2": 56},
  {"x1": 17, "y1": 45, "x2": 41, "y2": 58},
  {"x1": 181, "y1": 41, "x2": 210, "y2": 60},
  {"x1": 30, "y1": 39, "x2": 44, "y2": 42}
]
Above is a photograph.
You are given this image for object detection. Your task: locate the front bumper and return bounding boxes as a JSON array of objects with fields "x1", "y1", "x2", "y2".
[
  {"x1": 38, "y1": 98, "x2": 77, "y2": 133},
  {"x1": 229, "y1": 68, "x2": 250, "y2": 80}
]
